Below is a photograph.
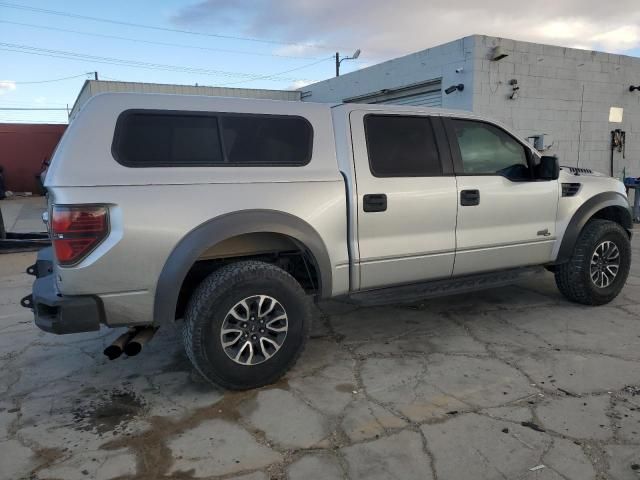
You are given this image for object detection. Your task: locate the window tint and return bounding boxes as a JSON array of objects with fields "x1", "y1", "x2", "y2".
[
  {"x1": 115, "y1": 113, "x2": 223, "y2": 166},
  {"x1": 221, "y1": 115, "x2": 312, "y2": 165},
  {"x1": 452, "y1": 119, "x2": 529, "y2": 177},
  {"x1": 113, "y1": 111, "x2": 312, "y2": 167},
  {"x1": 364, "y1": 115, "x2": 441, "y2": 177}
]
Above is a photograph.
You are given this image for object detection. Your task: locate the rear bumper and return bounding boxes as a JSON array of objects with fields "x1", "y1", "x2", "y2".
[{"x1": 22, "y1": 247, "x2": 103, "y2": 334}]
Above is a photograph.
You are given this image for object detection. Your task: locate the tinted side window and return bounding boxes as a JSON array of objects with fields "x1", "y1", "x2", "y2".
[
  {"x1": 113, "y1": 111, "x2": 312, "y2": 167},
  {"x1": 115, "y1": 113, "x2": 223, "y2": 166},
  {"x1": 221, "y1": 115, "x2": 312, "y2": 165},
  {"x1": 452, "y1": 119, "x2": 529, "y2": 177},
  {"x1": 364, "y1": 115, "x2": 441, "y2": 177}
]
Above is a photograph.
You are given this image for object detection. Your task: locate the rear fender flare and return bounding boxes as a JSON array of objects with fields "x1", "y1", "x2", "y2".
[{"x1": 153, "y1": 210, "x2": 332, "y2": 326}]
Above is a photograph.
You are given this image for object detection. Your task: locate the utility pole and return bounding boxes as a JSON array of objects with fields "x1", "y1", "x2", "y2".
[{"x1": 335, "y1": 49, "x2": 361, "y2": 77}]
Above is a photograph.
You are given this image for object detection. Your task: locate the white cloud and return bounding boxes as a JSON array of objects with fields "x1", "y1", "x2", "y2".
[
  {"x1": 288, "y1": 79, "x2": 313, "y2": 90},
  {"x1": 171, "y1": 1, "x2": 640, "y2": 59},
  {"x1": 0, "y1": 80, "x2": 16, "y2": 95}
]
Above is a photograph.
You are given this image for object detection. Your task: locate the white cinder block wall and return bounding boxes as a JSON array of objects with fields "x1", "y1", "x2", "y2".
[
  {"x1": 473, "y1": 35, "x2": 640, "y2": 176},
  {"x1": 302, "y1": 35, "x2": 640, "y2": 176}
]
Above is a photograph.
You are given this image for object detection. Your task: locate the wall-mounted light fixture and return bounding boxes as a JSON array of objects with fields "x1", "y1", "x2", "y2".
[
  {"x1": 491, "y1": 46, "x2": 509, "y2": 61},
  {"x1": 445, "y1": 84, "x2": 464, "y2": 95},
  {"x1": 630, "y1": 85, "x2": 640, "y2": 92}
]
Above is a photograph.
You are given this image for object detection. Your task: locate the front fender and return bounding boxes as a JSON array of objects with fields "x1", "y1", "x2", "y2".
[
  {"x1": 152, "y1": 209, "x2": 332, "y2": 326},
  {"x1": 555, "y1": 192, "x2": 632, "y2": 263}
]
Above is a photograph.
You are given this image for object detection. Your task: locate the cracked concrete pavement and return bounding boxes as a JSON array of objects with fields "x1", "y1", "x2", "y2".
[{"x1": 1, "y1": 231, "x2": 639, "y2": 480}]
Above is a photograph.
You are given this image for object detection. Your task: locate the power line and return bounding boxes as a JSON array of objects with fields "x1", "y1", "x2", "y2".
[
  {"x1": 0, "y1": 2, "x2": 347, "y2": 51},
  {"x1": 0, "y1": 42, "x2": 322, "y2": 82},
  {"x1": 0, "y1": 107, "x2": 68, "y2": 110},
  {"x1": 0, "y1": 20, "x2": 323, "y2": 60},
  {"x1": 13, "y1": 72, "x2": 94, "y2": 84},
  {"x1": 223, "y1": 57, "x2": 331, "y2": 86}
]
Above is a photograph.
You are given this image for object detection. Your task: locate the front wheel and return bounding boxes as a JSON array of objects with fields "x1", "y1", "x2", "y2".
[
  {"x1": 183, "y1": 261, "x2": 312, "y2": 390},
  {"x1": 555, "y1": 219, "x2": 631, "y2": 305}
]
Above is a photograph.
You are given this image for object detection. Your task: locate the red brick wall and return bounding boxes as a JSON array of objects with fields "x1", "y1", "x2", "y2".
[{"x1": 0, "y1": 123, "x2": 67, "y2": 193}]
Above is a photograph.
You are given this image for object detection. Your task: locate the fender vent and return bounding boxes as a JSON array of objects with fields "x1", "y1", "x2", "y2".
[
  {"x1": 564, "y1": 166, "x2": 593, "y2": 175},
  {"x1": 562, "y1": 183, "x2": 581, "y2": 197}
]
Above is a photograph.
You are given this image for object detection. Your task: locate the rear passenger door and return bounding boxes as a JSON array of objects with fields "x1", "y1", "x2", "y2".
[{"x1": 350, "y1": 112, "x2": 458, "y2": 290}]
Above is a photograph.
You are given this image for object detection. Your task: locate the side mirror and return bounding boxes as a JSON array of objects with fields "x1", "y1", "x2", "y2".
[{"x1": 537, "y1": 155, "x2": 559, "y2": 180}]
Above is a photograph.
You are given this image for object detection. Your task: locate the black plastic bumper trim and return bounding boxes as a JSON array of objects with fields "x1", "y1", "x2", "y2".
[{"x1": 27, "y1": 247, "x2": 103, "y2": 335}]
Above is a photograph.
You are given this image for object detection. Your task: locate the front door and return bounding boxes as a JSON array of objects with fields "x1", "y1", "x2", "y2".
[
  {"x1": 350, "y1": 111, "x2": 458, "y2": 290},
  {"x1": 444, "y1": 118, "x2": 559, "y2": 276}
]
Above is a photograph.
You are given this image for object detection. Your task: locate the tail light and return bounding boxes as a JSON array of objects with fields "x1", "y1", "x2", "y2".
[{"x1": 51, "y1": 205, "x2": 109, "y2": 266}]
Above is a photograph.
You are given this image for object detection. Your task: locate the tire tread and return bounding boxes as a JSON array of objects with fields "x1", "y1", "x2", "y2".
[{"x1": 182, "y1": 261, "x2": 311, "y2": 390}]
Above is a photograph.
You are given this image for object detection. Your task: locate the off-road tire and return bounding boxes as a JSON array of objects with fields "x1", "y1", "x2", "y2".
[
  {"x1": 555, "y1": 219, "x2": 631, "y2": 305},
  {"x1": 183, "y1": 260, "x2": 312, "y2": 390}
]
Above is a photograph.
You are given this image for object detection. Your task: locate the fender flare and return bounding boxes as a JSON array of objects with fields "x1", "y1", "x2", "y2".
[
  {"x1": 153, "y1": 210, "x2": 332, "y2": 325},
  {"x1": 555, "y1": 192, "x2": 632, "y2": 263}
]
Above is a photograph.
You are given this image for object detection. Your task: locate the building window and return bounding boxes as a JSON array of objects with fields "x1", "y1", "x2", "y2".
[
  {"x1": 452, "y1": 119, "x2": 529, "y2": 178},
  {"x1": 364, "y1": 115, "x2": 442, "y2": 177},
  {"x1": 113, "y1": 111, "x2": 312, "y2": 167}
]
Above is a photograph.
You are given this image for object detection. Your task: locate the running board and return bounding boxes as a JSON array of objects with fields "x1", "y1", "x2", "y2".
[{"x1": 347, "y1": 266, "x2": 546, "y2": 306}]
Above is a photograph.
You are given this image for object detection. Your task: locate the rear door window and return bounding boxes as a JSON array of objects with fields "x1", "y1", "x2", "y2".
[
  {"x1": 113, "y1": 111, "x2": 312, "y2": 167},
  {"x1": 364, "y1": 115, "x2": 442, "y2": 177}
]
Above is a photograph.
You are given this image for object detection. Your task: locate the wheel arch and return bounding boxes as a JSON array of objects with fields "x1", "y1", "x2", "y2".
[
  {"x1": 555, "y1": 192, "x2": 633, "y2": 264},
  {"x1": 153, "y1": 210, "x2": 332, "y2": 326}
]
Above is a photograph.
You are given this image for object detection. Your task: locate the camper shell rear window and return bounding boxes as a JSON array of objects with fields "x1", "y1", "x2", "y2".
[{"x1": 112, "y1": 110, "x2": 313, "y2": 167}]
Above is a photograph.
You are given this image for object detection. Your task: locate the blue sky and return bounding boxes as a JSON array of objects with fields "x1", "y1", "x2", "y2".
[{"x1": 2, "y1": 0, "x2": 640, "y2": 124}]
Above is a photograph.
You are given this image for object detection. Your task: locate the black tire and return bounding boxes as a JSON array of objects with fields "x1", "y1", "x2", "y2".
[
  {"x1": 555, "y1": 219, "x2": 631, "y2": 305},
  {"x1": 183, "y1": 260, "x2": 312, "y2": 390}
]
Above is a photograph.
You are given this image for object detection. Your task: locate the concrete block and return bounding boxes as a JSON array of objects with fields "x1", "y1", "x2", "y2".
[
  {"x1": 422, "y1": 413, "x2": 549, "y2": 479},
  {"x1": 288, "y1": 454, "x2": 343, "y2": 480},
  {"x1": 239, "y1": 389, "x2": 329, "y2": 449},
  {"x1": 537, "y1": 395, "x2": 612, "y2": 440},
  {"x1": 168, "y1": 419, "x2": 281, "y2": 477},
  {"x1": 341, "y1": 431, "x2": 434, "y2": 480}
]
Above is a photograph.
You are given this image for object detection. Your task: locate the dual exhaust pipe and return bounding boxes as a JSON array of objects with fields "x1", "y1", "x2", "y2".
[{"x1": 104, "y1": 326, "x2": 157, "y2": 360}]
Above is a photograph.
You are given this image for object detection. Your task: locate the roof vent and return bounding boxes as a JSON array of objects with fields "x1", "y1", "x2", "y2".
[{"x1": 564, "y1": 166, "x2": 593, "y2": 176}]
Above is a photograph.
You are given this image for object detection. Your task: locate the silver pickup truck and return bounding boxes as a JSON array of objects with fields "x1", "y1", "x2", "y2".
[{"x1": 23, "y1": 93, "x2": 633, "y2": 389}]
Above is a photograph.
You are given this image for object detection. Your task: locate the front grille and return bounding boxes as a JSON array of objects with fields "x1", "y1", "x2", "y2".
[{"x1": 562, "y1": 183, "x2": 581, "y2": 197}]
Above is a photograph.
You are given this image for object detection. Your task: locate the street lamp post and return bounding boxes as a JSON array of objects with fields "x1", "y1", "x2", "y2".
[{"x1": 335, "y1": 49, "x2": 361, "y2": 77}]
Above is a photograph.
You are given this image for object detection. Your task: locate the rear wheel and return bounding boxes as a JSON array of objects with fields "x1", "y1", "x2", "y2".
[
  {"x1": 555, "y1": 219, "x2": 631, "y2": 305},
  {"x1": 183, "y1": 261, "x2": 312, "y2": 390}
]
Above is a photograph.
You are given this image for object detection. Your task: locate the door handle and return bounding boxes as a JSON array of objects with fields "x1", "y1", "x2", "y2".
[
  {"x1": 460, "y1": 189, "x2": 480, "y2": 206},
  {"x1": 363, "y1": 194, "x2": 387, "y2": 212}
]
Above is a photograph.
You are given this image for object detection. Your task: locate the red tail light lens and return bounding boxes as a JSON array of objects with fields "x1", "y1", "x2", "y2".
[{"x1": 51, "y1": 205, "x2": 109, "y2": 266}]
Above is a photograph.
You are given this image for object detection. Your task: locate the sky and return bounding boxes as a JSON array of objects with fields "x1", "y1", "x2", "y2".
[{"x1": 2, "y1": 0, "x2": 640, "y2": 124}]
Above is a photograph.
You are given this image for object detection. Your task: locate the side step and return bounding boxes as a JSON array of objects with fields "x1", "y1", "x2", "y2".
[{"x1": 347, "y1": 266, "x2": 546, "y2": 306}]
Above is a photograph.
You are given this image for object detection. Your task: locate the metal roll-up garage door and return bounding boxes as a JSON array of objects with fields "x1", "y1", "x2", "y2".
[{"x1": 344, "y1": 79, "x2": 442, "y2": 108}]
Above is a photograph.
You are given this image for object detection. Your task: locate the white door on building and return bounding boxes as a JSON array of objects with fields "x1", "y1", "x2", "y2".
[{"x1": 347, "y1": 80, "x2": 442, "y2": 108}]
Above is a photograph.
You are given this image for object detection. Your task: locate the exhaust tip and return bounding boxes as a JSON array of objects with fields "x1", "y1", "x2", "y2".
[
  {"x1": 123, "y1": 326, "x2": 157, "y2": 357},
  {"x1": 103, "y1": 344, "x2": 123, "y2": 360},
  {"x1": 103, "y1": 330, "x2": 136, "y2": 360},
  {"x1": 123, "y1": 342, "x2": 142, "y2": 357}
]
